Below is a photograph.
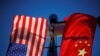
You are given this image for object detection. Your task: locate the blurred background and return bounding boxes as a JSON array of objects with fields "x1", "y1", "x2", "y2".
[{"x1": 0, "y1": 0, "x2": 100, "y2": 56}]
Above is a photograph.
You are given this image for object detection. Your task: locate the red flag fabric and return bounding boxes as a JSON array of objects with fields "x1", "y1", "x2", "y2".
[
  {"x1": 7, "y1": 15, "x2": 48, "y2": 56},
  {"x1": 60, "y1": 13, "x2": 97, "y2": 56}
]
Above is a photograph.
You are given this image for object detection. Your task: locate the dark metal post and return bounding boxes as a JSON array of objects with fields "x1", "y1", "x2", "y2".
[
  {"x1": 97, "y1": 17, "x2": 100, "y2": 27},
  {"x1": 47, "y1": 14, "x2": 58, "y2": 56}
]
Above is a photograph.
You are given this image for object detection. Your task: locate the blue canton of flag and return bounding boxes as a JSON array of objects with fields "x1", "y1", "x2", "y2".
[{"x1": 7, "y1": 43, "x2": 27, "y2": 56}]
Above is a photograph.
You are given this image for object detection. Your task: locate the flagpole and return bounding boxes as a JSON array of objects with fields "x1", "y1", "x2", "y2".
[
  {"x1": 97, "y1": 17, "x2": 100, "y2": 27},
  {"x1": 47, "y1": 14, "x2": 58, "y2": 56}
]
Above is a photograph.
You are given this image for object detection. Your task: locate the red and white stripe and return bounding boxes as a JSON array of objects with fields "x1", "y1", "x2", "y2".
[{"x1": 10, "y1": 15, "x2": 48, "y2": 56}]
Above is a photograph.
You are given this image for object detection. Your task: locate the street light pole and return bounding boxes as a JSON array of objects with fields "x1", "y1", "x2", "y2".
[{"x1": 47, "y1": 14, "x2": 58, "y2": 56}]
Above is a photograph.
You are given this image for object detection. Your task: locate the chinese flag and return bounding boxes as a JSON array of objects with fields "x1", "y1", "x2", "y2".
[{"x1": 60, "y1": 13, "x2": 97, "y2": 56}]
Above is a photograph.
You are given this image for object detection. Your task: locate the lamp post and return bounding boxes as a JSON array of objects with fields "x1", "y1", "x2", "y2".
[{"x1": 47, "y1": 14, "x2": 58, "y2": 56}]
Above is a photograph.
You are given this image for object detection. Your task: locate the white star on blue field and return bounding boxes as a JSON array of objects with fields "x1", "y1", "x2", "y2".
[{"x1": 0, "y1": 0, "x2": 100, "y2": 56}]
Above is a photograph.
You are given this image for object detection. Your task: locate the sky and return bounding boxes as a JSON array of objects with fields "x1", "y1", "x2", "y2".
[{"x1": 0, "y1": 0, "x2": 100, "y2": 56}]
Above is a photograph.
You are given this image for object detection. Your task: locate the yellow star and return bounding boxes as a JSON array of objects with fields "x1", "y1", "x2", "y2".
[
  {"x1": 75, "y1": 44, "x2": 78, "y2": 47},
  {"x1": 79, "y1": 41, "x2": 82, "y2": 44},
  {"x1": 78, "y1": 48, "x2": 87, "y2": 56},
  {"x1": 87, "y1": 44, "x2": 90, "y2": 47},
  {"x1": 84, "y1": 41, "x2": 87, "y2": 44}
]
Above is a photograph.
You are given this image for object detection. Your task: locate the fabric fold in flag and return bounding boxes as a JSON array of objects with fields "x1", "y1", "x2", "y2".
[
  {"x1": 60, "y1": 13, "x2": 97, "y2": 56},
  {"x1": 7, "y1": 15, "x2": 48, "y2": 56}
]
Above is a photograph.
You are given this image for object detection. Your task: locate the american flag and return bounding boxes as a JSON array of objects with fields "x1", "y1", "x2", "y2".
[{"x1": 7, "y1": 15, "x2": 48, "y2": 56}]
